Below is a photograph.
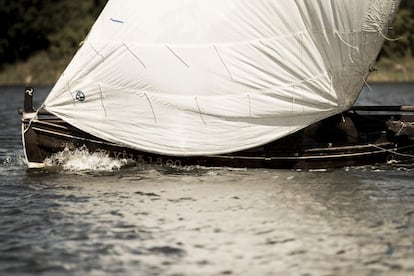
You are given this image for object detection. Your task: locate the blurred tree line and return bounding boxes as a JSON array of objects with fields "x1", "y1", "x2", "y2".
[
  {"x1": 382, "y1": 0, "x2": 414, "y2": 58},
  {"x1": 0, "y1": 0, "x2": 106, "y2": 65},
  {"x1": 0, "y1": 0, "x2": 413, "y2": 68}
]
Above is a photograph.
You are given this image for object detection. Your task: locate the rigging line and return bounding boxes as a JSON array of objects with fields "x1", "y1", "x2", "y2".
[
  {"x1": 368, "y1": 143, "x2": 414, "y2": 159},
  {"x1": 377, "y1": 29, "x2": 404, "y2": 42},
  {"x1": 144, "y1": 93, "x2": 158, "y2": 126},
  {"x1": 396, "y1": 123, "x2": 406, "y2": 136},
  {"x1": 195, "y1": 97, "x2": 207, "y2": 125},
  {"x1": 165, "y1": 45, "x2": 189, "y2": 68},
  {"x1": 335, "y1": 31, "x2": 359, "y2": 52},
  {"x1": 213, "y1": 45, "x2": 234, "y2": 80},
  {"x1": 23, "y1": 111, "x2": 40, "y2": 134},
  {"x1": 395, "y1": 121, "x2": 414, "y2": 136},
  {"x1": 362, "y1": 76, "x2": 373, "y2": 92},
  {"x1": 23, "y1": 102, "x2": 48, "y2": 135},
  {"x1": 123, "y1": 43, "x2": 146, "y2": 68},
  {"x1": 335, "y1": 31, "x2": 359, "y2": 64}
]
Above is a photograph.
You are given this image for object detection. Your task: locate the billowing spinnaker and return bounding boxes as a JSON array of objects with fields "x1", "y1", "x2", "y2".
[{"x1": 43, "y1": 0, "x2": 400, "y2": 155}]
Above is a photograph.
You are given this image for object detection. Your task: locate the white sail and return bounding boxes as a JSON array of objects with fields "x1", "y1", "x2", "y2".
[{"x1": 43, "y1": 0, "x2": 400, "y2": 156}]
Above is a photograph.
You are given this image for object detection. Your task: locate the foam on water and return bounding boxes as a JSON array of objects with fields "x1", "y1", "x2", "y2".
[
  {"x1": 44, "y1": 147, "x2": 128, "y2": 172},
  {"x1": 0, "y1": 150, "x2": 26, "y2": 173}
]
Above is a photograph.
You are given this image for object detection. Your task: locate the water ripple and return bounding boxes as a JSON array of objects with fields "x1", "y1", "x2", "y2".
[{"x1": 2, "y1": 86, "x2": 414, "y2": 275}]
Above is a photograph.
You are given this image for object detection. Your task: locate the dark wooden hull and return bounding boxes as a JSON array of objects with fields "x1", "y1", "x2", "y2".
[{"x1": 21, "y1": 106, "x2": 414, "y2": 170}]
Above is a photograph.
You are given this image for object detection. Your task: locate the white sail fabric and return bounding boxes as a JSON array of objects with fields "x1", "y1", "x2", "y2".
[{"x1": 43, "y1": 0, "x2": 400, "y2": 155}]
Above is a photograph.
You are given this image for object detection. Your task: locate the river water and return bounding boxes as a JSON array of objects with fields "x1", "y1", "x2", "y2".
[{"x1": 1, "y1": 84, "x2": 414, "y2": 275}]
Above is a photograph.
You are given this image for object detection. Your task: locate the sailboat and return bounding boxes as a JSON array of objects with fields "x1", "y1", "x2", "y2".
[{"x1": 21, "y1": 0, "x2": 414, "y2": 169}]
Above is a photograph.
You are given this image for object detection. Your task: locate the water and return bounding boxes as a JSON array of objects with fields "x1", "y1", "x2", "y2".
[{"x1": 1, "y1": 85, "x2": 414, "y2": 275}]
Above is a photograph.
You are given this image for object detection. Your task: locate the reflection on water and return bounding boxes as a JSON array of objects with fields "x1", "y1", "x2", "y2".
[
  {"x1": 0, "y1": 84, "x2": 414, "y2": 275},
  {"x1": 1, "y1": 163, "x2": 414, "y2": 275}
]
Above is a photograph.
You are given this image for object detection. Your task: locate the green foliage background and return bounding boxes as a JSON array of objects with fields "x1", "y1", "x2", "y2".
[
  {"x1": 0, "y1": 0, "x2": 413, "y2": 84},
  {"x1": 0, "y1": 0, "x2": 106, "y2": 64},
  {"x1": 381, "y1": 0, "x2": 414, "y2": 57}
]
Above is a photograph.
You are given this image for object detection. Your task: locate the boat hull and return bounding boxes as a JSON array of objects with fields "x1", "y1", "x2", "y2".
[{"x1": 21, "y1": 107, "x2": 414, "y2": 170}]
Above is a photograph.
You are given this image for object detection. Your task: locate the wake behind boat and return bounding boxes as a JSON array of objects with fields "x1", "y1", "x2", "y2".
[{"x1": 21, "y1": 0, "x2": 414, "y2": 169}]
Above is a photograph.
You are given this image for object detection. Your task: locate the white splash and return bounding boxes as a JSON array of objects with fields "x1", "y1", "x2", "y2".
[
  {"x1": 0, "y1": 151, "x2": 26, "y2": 172},
  {"x1": 44, "y1": 146, "x2": 128, "y2": 172}
]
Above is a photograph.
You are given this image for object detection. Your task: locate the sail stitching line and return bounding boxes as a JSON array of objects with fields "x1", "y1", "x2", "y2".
[
  {"x1": 89, "y1": 43, "x2": 105, "y2": 62},
  {"x1": 247, "y1": 94, "x2": 252, "y2": 128},
  {"x1": 291, "y1": 85, "x2": 296, "y2": 112},
  {"x1": 195, "y1": 97, "x2": 207, "y2": 125},
  {"x1": 98, "y1": 84, "x2": 107, "y2": 117},
  {"x1": 247, "y1": 94, "x2": 252, "y2": 116},
  {"x1": 64, "y1": 75, "x2": 76, "y2": 106},
  {"x1": 103, "y1": 70, "x2": 337, "y2": 109},
  {"x1": 299, "y1": 34, "x2": 305, "y2": 113},
  {"x1": 166, "y1": 45, "x2": 189, "y2": 68},
  {"x1": 123, "y1": 43, "x2": 146, "y2": 68},
  {"x1": 144, "y1": 92, "x2": 157, "y2": 126},
  {"x1": 213, "y1": 45, "x2": 234, "y2": 80},
  {"x1": 93, "y1": 30, "x2": 384, "y2": 49},
  {"x1": 300, "y1": 33, "x2": 304, "y2": 81}
]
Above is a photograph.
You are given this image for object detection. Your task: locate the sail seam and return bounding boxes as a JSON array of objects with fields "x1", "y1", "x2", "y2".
[
  {"x1": 213, "y1": 45, "x2": 233, "y2": 80},
  {"x1": 89, "y1": 43, "x2": 105, "y2": 62},
  {"x1": 292, "y1": 85, "x2": 296, "y2": 112},
  {"x1": 123, "y1": 43, "x2": 146, "y2": 68},
  {"x1": 247, "y1": 94, "x2": 252, "y2": 117},
  {"x1": 299, "y1": 33, "x2": 304, "y2": 85},
  {"x1": 166, "y1": 46, "x2": 189, "y2": 68},
  {"x1": 91, "y1": 30, "x2": 374, "y2": 48},
  {"x1": 144, "y1": 92, "x2": 157, "y2": 126},
  {"x1": 247, "y1": 94, "x2": 252, "y2": 128},
  {"x1": 64, "y1": 75, "x2": 76, "y2": 106},
  {"x1": 96, "y1": 70, "x2": 338, "y2": 105},
  {"x1": 98, "y1": 84, "x2": 107, "y2": 117}
]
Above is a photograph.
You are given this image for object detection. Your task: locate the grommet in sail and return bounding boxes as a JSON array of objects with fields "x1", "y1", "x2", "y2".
[{"x1": 75, "y1": 90, "x2": 85, "y2": 102}]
